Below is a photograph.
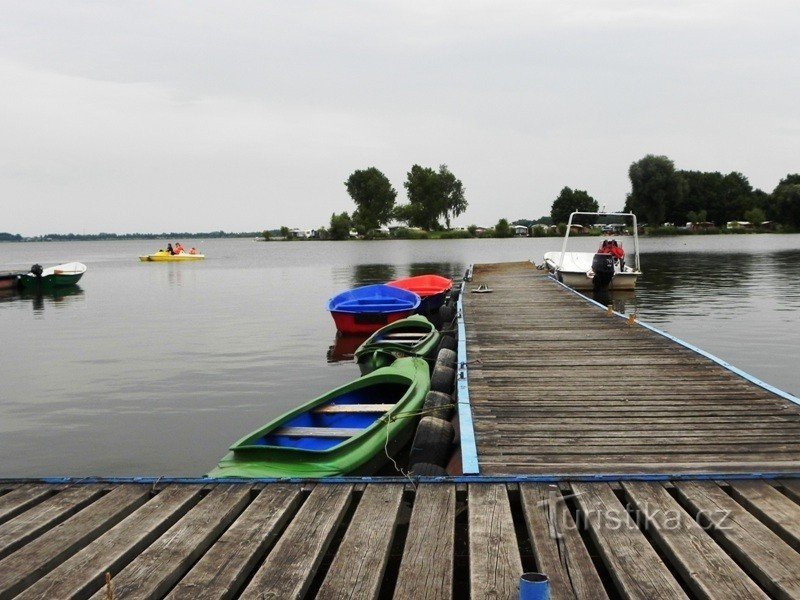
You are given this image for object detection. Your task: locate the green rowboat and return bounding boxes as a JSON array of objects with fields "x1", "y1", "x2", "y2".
[
  {"x1": 354, "y1": 315, "x2": 440, "y2": 375},
  {"x1": 208, "y1": 357, "x2": 430, "y2": 478}
]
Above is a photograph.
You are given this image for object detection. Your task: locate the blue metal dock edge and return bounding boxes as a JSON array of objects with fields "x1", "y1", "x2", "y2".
[
  {"x1": 544, "y1": 268, "x2": 800, "y2": 407},
  {"x1": 457, "y1": 264, "x2": 480, "y2": 474}
]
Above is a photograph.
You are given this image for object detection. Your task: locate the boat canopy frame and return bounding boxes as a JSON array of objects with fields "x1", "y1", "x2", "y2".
[{"x1": 558, "y1": 211, "x2": 640, "y2": 272}]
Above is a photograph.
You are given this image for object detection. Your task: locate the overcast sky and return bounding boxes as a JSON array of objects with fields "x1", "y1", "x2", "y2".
[{"x1": 1, "y1": 1, "x2": 798, "y2": 235}]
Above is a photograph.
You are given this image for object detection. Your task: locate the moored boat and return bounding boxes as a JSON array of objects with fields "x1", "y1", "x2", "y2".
[
  {"x1": 387, "y1": 274, "x2": 452, "y2": 313},
  {"x1": 544, "y1": 211, "x2": 642, "y2": 291},
  {"x1": 138, "y1": 251, "x2": 204, "y2": 262},
  {"x1": 327, "y1": 284, "x2": 420, "y2": 335},
  {"x1": 17, "y1": 262, "x2": 87, "y2": 290},
  {"x1": 354, "y1": 315, "x2": 441, "y2": 374},
  {"x1": 208, "y1": 357, "x2": 430, "y2": 478}
]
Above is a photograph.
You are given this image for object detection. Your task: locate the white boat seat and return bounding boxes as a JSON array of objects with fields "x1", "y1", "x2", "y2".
[
  {"x1": 314, "y1": 403, "x2": 395, "y2": 414},
  {"x1": 384, "y1": 332, "x2": 427, "y2": 338},
  {"x1": 274, "y1": 426, "x2": 363, "y2": 438}
]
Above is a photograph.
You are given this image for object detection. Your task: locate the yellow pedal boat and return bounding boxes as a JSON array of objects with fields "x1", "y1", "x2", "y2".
[{"x1": 139, "y1": 252, "x2": 205, "y2": 262}]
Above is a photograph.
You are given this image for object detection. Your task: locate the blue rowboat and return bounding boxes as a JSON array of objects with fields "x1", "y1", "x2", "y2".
[{"x1": 327, "y1": 284, "x2": 421, "y2": 334}]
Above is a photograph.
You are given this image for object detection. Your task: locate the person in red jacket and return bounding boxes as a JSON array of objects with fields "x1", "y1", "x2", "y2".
[
  {"x1": 598, "y1": 240, "x2": 612, "y2": 254},
  {"x1": 610, "y1": 240, "x2": 625, "y2": 268}
]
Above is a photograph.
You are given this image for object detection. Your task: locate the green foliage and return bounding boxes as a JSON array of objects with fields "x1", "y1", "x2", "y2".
[
  {"x1": 439, "y1": 229, "x2": 473, "y2": 239},
  {"x1": 392, "y1": 227, "x2": 429, "y2": 239},
  {"x1": 686, "y1": 209, "x2": 708, "y2": 224},
  {"x1": 344, "y1": 167, "x2": 397, "y2": 233},
  {"x1": 329, "y1": 212, "x2": 352, "y2": 241},
  {"x1": 773, "y1": 176, "x2": 800, "y2": 229},
  {"x1": 550, "y1": 187, "x2": 599, "y2": 225},
  {"x1": 494, "y1": 218, "x2": 513, "y2": 238},
  {"x1": 467, "y1": 224, "x2": 478, "y2": 236},
  {"x1": 279, "y1": 226, "x2": 291, "y2": 239},
  {"x1": 0, "y1": 232, "x2": 23, "y2": 242},
  {"x1": 744, "y1": 207, "x2": 766, "y2": 225},
  {"x1": 625, "y1": 155, "x2": 685, "y2": 226},
  {"x1": 260, "y1": 230, "x2": 272, "y2": 240},
  {"x1": 397, "y1": 164, "x2": 467, "y2": 230}
]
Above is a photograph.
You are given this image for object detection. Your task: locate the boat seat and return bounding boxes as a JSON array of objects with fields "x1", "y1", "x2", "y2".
[
  {"x1": 274, "y1": 426, "x2": 364, "y2": 438},
  {"x1": 384, "y1": 332, "x2": 427, "y2": 338},
  {"x1": 313, "y1": 403, "x2": 395, "y2": 414}
]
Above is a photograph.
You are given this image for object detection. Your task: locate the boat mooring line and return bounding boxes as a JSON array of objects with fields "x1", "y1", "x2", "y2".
[
  {"x1": 546, "y1": 273, "x2": 800, "y2": 407},
  {"x1": 5, "y1": 471, "x2": 800, "y2": 485},
  {"x1": 457, "y1": 264, "x2": 480, "y2": 475}
]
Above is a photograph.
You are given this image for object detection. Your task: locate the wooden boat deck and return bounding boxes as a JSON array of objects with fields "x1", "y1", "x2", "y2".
[
  {"x1": 2, "y1": 479, "x2": 800, "y2": 599},
  {"x1": 463, "y1": 262, "x2": 800, "y2": 475}
]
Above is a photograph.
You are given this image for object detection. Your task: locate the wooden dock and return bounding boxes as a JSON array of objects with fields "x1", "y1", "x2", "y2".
[
  {"x1": 2, "y1": 479, "x2": 800, "y2": 599},
  {"x1": 463, "y1": 262, "x2": 800, "y2": 475}
]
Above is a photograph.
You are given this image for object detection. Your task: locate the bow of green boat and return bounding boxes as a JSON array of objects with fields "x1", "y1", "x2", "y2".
[
  {"x1": 208, "y1": 356, "x2": 430, "y2": 478},
  {"x1": 354, "y1": 315, "x2": 440, "y2": 375}
]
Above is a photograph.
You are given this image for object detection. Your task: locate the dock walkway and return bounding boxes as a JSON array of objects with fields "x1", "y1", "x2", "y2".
[
  {"x1": 3, "y1": 479, "x2": 800, "y2": 599},
  {"x1": 463, "y1": 262, "x2": 800, "y2": 475}
]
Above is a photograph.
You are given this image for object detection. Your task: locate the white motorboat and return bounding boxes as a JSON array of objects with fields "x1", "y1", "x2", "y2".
[{"x1": 543, "y1": 211, "x2": 642, "y2": 291}]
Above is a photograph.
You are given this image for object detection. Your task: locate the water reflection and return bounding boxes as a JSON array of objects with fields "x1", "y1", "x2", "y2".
[
  {"x1": 327, "y1": 334, "x2": 368, "y2": 364},
  {"x1": 350, "y1": 264, "x2": 398, "y2": 287},
  {"x1": 0, "y1": 286, "x2": 85, "y2": 314}
]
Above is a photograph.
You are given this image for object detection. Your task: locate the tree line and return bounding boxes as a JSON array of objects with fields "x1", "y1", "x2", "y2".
[
  {"x1": 624, "y1": 155, "x2": 800, "y2": 229},
  {"x1": 541, "y1": 156, "x2": 800, "y2": 231}
]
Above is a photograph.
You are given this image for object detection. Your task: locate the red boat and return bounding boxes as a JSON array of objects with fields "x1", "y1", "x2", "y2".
[{"x1": 387, "y1": 275, "x2": 452, "y2": 313}]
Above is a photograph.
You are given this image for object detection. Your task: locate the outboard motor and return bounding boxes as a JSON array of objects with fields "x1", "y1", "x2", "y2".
[
  {"x1": 591, "y1": 253, "x2": 614, "y2": 291},
  {"x1": 30, "y1": 264, "x2": 43, "y2": 279}
]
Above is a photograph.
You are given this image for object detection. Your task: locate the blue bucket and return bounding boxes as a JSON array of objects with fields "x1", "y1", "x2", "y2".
[{"x1": 519, "y1": 572, "x2": 550, "y2": 600}]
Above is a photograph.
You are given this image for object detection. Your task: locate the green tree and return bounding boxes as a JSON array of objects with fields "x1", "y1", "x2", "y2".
[
  {"x1": 773, "y1": 175, "x2": 800, "y2": 229},
  {"x1": 397, "y1": 164, "x2": 467, "y2": 230},
  {"x1": 344, "y1": 167, "x2": 397, "y2": 234},
  {"x1": 329, "y1": 212, "x2": 352, "y2": 240},
  {"x1": 625, "y1": 155, "x2": 684, "y2": 225},
  {"x1": 467, "y1": 224, "x2": 478, "y2": 237},
  {"x1": 261, "y1": 230, "x2": 272, "y2": 240},
  {"x1": 494, "y1": 218, "x2": 513, "y2": 238},
  {"x1": 744, "y1": 207, "x2": 765, "y2": 225},
  {"x1": 279, "y1": 226, "x2": 292, "y2": 240},
  {"x1": 550, "y1": 187, "x2": 599, "y2": 225},
  {"x1": 686, "y1": 209, "x2": 708, "y2": 224}
]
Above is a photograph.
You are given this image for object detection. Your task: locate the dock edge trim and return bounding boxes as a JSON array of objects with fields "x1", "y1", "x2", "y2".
[
  {"x1": 546, "y1": 271, "x2": 800, "y2": 407},
  {"x1": 457, "y1": 265, "x2": 480, "y2": 474}
]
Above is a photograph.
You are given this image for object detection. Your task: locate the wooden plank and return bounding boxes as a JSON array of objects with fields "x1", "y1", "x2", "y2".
[
  {"x1": 87, "y1": 485, "x2": 250, "y2": 600},
  {"x1": 519, "y1": 483, "x2": 608, "y2": 600},
  {"x1": 275, "y1": 426, "x2": 363, "y2": 438},
  {"x1": 726, "y1": 481, "x2": 800, "y2": 551},
  {"x1": 468, "y1": 484, "x2": 522, "y2": 600},
  {"x1": 239, "y1": 484, "x2": 353, "y2": 600},
  {"x1": 622, "y1": 482, "x2": 766, "y2": 599},
  {"x1": 16, "y1": 485, "x2": 202, "y2": 600},
  {"x1": 166, "y1": 485, "x2": 303, "y2": 600},
  {"x1": 674, "y1": 480, "x2": 800, "y2": 599},
  {"x1": 314, "y1": 404, "x2": 396, "y2": 414},
  {"x1": 778, "y1": 479, "x2": 800, "y2": 503},
  {"x1": 0, "y1": 485, "x2": 149, "y2": 599},
  {"x1": 571, "y1": 483, "x2": 688, "y2": 599},
  {"x1": 393, "y1": 484, "x2": 455, "y2": 600},
  {"x1": 316, "y1": 484, "x2": 404, "y2": 600},
  {"x1": 0, "y1": 485, "x2": 103, "y2": 560},
  {"x1": 0, "y1": 486, "x2": 53, "y2": 525}
]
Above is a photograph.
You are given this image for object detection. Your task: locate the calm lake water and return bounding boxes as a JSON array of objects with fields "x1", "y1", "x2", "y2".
[{"x1": 1, "y1": 235, "x2": 799, "y2": 477}]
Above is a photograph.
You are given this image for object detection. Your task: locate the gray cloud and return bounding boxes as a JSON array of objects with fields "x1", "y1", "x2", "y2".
[{"x1": 1, "y1": 1, "x2": 798, "y2": 235}]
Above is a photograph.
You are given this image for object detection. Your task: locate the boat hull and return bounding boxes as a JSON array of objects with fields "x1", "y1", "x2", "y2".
[
  {"x1": 330, "y1": 309, "x2": 415, "y2": 335},
  {"x1": 208, "y1": 357, "x2": 430, "y2": 478},
  {"x1": 388, "y1": 275, "x2": 452, "y2": 314},
  {"x1": 139, "y1": 254, "x2": 204, "y2": 262},
  {"x1": 355, "y1": 315, "x2": 440, "y2": 375},
  {"x1": 554, "y1": 270, "x2": 639, "y2": 290}
]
